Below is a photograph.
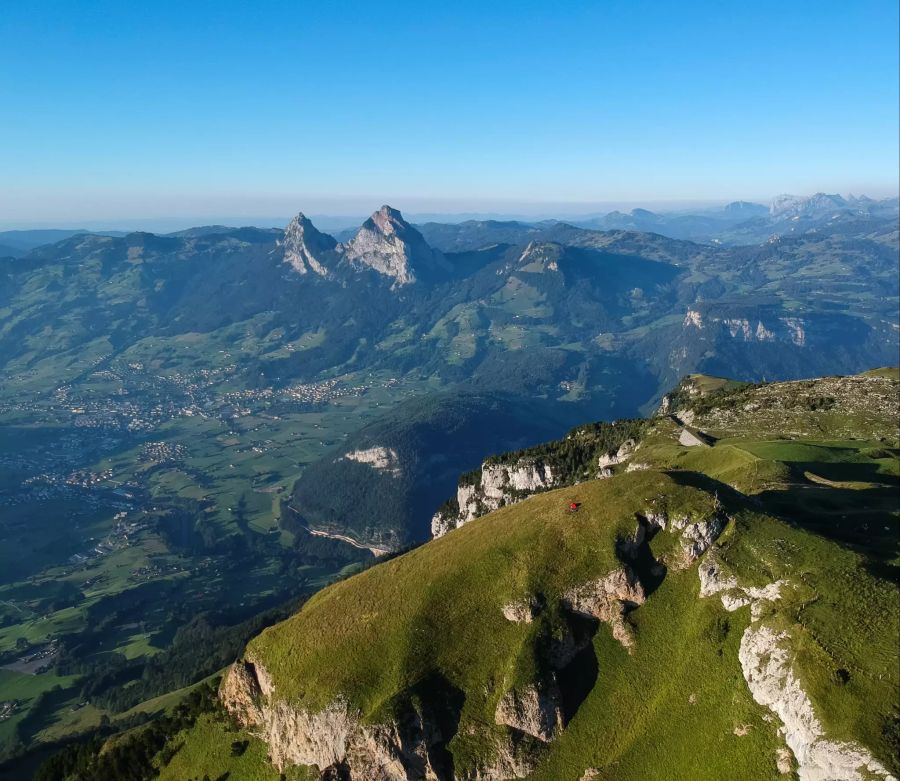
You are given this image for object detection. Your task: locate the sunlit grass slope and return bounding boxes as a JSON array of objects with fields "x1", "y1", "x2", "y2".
[{"x1": 160, "y1": 370, "x2": 899, "y2": 779}]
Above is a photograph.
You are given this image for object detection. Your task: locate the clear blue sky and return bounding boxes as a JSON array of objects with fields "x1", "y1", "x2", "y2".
[{"x1": 1, "y1": 0, "x2": 898, "y2": 226}]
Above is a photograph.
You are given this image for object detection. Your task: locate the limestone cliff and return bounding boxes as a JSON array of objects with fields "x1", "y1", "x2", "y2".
[
  {"x1": 699, "y1": 556, "x2": 896, "y2": 781},
  {"x1": 221, "y1": 655, "x2": 540, "y2": 780},
  {"x1": 279, "y1": 213, "x2": 339, "y2": 276},
  {"x1": 431, "y1": 436, "x2": 643, "y2": 539},
  {"x1": 431, "y1": 459, "x2": 557, "y2": 538},
  {"x1": 681, "y1": 307, "x2": 806, "y2": 346},
  {"x1": 221, "y1": 502, "x2": 732, "y2": 781}
]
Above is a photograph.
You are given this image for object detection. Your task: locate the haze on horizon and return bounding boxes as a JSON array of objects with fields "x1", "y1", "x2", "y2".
[{"x1": 1, "y1": 0, "x2": 898, "y2": 230}]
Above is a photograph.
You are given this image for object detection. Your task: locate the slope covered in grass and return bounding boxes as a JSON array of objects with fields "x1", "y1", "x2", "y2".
[{"x1": 148, "y1": 370, "x2": 899, "y2": 780}]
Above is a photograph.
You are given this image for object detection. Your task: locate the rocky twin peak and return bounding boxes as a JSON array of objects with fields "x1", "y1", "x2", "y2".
[
  {"x1": 280, "y1": 213, "x2": 339, "y2": 276},
  {"x1": 280, "y1": 205, "x2": 445, "y2": 287}
]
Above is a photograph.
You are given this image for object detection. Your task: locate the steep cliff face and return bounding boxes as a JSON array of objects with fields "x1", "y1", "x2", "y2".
[
  {"x1": 699, "y1": 556, "x2": 896, "y2": 781},
  {"x1": 279, "y1": 213, "x2": 339, "y2": 276},
  {"x1": 682, "y1": 308, "x2": 806, "y2": 346},
  {"x1": 431, "y1": 432, "x2": 640, "y2": 538},
  {"x1": 198, "y1": 374, "x2": 899, "y2": 781},
  {"x1": 431, "y1": 459, "x2": 557, "y2": 538},
  {"x1": 222, "y1": 659, "x2": 467, "y2": 780},
  {"x1": 342, "y1": 446, "x2": 403, "y2": 478},
  {"x1": 220, "y1": 483, "x2": 734, "y2": 781},
  {"x1": 343, "y1": 205, "x2": 448, "y2": 287},
  {"x1": 221, "y1": 647, "x2": 562, "y2": 779}
]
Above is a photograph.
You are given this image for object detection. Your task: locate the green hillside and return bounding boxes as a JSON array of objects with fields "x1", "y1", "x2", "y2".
[{"x1": 135, "y1": 370, "x2": 899, "y2": 781}]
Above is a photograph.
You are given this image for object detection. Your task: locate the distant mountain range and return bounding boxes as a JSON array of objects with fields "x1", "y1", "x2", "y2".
[
  {"x1": 1, "y1": 202, "x2": 896, "y2": 548},
  {"x1": 3, "y1": 193, "x2": 895, "y2": 257},
  {"x1": 1, "y1": 197, "x2": 898, "y2": 778},
  {"x1": 573, "y1": 193, "x2": 899, "y2": 244},
  {"x1": 0, "y1": 228, "x2": 129, "y2": 258}
]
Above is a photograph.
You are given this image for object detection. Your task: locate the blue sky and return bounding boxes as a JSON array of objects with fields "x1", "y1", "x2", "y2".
[{"x1": 1, "y1": 0, "x2": 898, "y2": 226}]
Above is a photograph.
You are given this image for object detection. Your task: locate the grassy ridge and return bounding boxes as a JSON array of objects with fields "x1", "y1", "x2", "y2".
[
  {"x1": 259, "y1": 472, "x2": 713, "y2": 713},
  {"x1": 67, "y1": 370, "x2": 900, "y2": 779}
]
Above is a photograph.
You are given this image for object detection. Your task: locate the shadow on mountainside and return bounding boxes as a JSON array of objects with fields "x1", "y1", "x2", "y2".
[{"x1": 665, "y1": 468, "x2": 899, "y2": 584}]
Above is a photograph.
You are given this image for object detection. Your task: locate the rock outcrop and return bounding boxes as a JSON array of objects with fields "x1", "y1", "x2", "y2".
[
  {"x1": 494, "y1": 682, "x2": 562, "y2": 742},
  {"x1": 342, "y1": 446, "x2": 402, "y2": 478},
  {"x1": 222, "y1": 655, "x2": 546, "y2": 781},
  {"x1": 561, "y1": 567, "x2": 646, "y2": 648},
  {"x1": 431, "y1": 460, "x2": 556, "y2": 538},
  {"x1": 699, "y1": 556, "x2": 895, "y2": 781},
  {"x1": 633, "y1": 508, "x2": 726, "y2": 570},
  {"x1": 222, "y1": 658, "x2": 472, "y2": 780},
  {"x1": 681, "y1": 307, "x2": 807, "y2": 347},
  {"x1": 501, "y1": 597, "x2": 541, "y2": 624},
  {"x1": 596, "y1": 438, "x2": 638, "y2": 474},
  {"x1": 667, "y1": 513, "x2": 725, "y2": 568},
  {"x1": 740, "y1": 625, "x2": 894, "y2": 781},
  {"x1": 515, "y1": 241, "x2": 563, "y2": 272}
]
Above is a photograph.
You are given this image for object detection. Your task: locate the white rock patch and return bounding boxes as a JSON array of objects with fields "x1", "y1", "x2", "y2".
[
  {"x1": 699, "y1": 556, "x2": 895, "y2": 781},
  {"x1": 343, "y1": 446, "x2": 402, "y2": 478},
  {"x1": 740, "y1": 625, "x2": 894, "y2": 781}
]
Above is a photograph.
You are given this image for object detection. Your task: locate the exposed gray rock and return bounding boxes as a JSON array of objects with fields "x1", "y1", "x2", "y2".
[
  {"x1": 740, "y1": 624, "x2": 895, "y2": 781},
  {"x1": 670, "y1": 514, "x2": 726, "y2": 567},
  {"x1": 431, "y1": 460, "x2": 555, "y2": 538},
  {"x1": 561, "y1": 567, "x2": 645, "y2": 648},
  {"x1": 430, "y1": 509, "x2": 456, "y2": 539},
  {"x1": 222, "y1": 659, "x2": 446, "y2": 779},
  {"x1": 281, "y1": 206, "x2": 445, "y2": 289},
  {"x1": 698, "y1": 556, "x2": 783, "y2": 617},
  {"x1": 342, "y1": 446, "x2": 402, "y2": 478},
  {"x1": 777, "y1": 747, "x2": 794, "y2": 775},
  {"x1": 698, "y1": 560, "x2": 894, "y2": 781},
  {"x1": 342, "y1": 205, "x2": 446, "y2": 287},
  {"x1": 516, "y1": 241, "x2": 563, "y2": 272},
  {"x1": 494, "y1": 681, "x2": 562, "y2": 742},
  {"x1": 597, "y1": 438, "x2": 638, "y2": 470},
  {"x1": 681, "y1": 307, "x2": 808, "y2": 348},
  {"x1": 501, "y1": 597, "x2": 541, "y2": 624},
  {"x1": 635, "y1": 508, "x2": 726, "y2": 570},
  {"x1": 221, "y1": 656, "x2": 537, "y2": 780},
  {"x1": 280, "y1": 213, "x2": 338, "y2": 277}
]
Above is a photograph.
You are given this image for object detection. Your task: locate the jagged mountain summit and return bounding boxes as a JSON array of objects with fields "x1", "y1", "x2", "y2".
[
  {"x1": 278, "y1": 204, "x2": 447, "y2": 286},
  {"x1": 279, "y1": 212, "x2": 339, "y2": 276},
  {"x1": 3, "y1": 208, "x2": 894, "y2": 553},
  {"x1": 343, "y1": 204, "x2": 449, "y2": 285},
  {"x1": 770, "y1": 192, "x2": 849, "y2": 218}
]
